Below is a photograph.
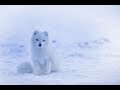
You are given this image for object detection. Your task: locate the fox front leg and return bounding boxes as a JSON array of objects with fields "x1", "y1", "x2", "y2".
[
  {"x1": 33, "y1": 61, "x2": 41, "y2": 76},
  {"x1": 44, "y1": 59, "x2": 52, "y2": 75}
]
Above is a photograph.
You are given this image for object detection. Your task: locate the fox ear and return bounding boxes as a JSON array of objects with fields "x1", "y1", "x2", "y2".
[
  {"x1": 34, "y1": 30, "x2": 39, "y2": 35},
  {"x1": 43, "y1": 31, "x2": 48, "y2": 37}
]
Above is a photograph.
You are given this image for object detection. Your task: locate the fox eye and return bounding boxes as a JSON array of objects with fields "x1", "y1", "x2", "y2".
[
  {"x1": 43, "y1": 40, "x2": 45, "y2": 42},
  {"x1": 36, "y1": 39, "x2": 39, "y2": 41}
]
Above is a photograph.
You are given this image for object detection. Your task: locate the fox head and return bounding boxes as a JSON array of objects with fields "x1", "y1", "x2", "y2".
[{"x1": 31, "y1": 30, "x2": 49, "y2": 48}]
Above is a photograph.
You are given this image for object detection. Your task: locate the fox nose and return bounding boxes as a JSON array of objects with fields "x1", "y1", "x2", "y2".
[{"x1": 39, "y1": 44, "x2": 41, "y2": 47}]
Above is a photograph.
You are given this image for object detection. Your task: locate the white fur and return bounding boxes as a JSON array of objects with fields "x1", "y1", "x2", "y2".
[
  {"x1": 31, "y1": 30, "x2": 60, "y2": 75},
  {"x1": 17, "y1": 62, "x2": 33, "y2": 74}
]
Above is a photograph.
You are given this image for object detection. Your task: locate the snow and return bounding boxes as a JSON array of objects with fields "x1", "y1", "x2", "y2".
[{"x1": 0, "y1": 5, "x2": 120, "y2": 84}]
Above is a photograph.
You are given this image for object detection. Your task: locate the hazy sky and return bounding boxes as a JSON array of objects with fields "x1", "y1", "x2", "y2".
[{"x1": 0, "y1": 5, "x2": 119, "y2": 45}]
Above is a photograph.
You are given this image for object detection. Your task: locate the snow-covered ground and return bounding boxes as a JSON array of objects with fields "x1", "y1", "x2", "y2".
[{"x1": 0, "y1": 5, "x2": 120, "y2": 85}]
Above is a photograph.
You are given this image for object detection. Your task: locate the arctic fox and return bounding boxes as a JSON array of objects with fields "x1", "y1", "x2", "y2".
[
  {"x1": 30, "y1": 30, "x2": 60, "y2": 75},
  {"x1": 17, "y1": 30, "x2": 60, "y2": 76}
]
